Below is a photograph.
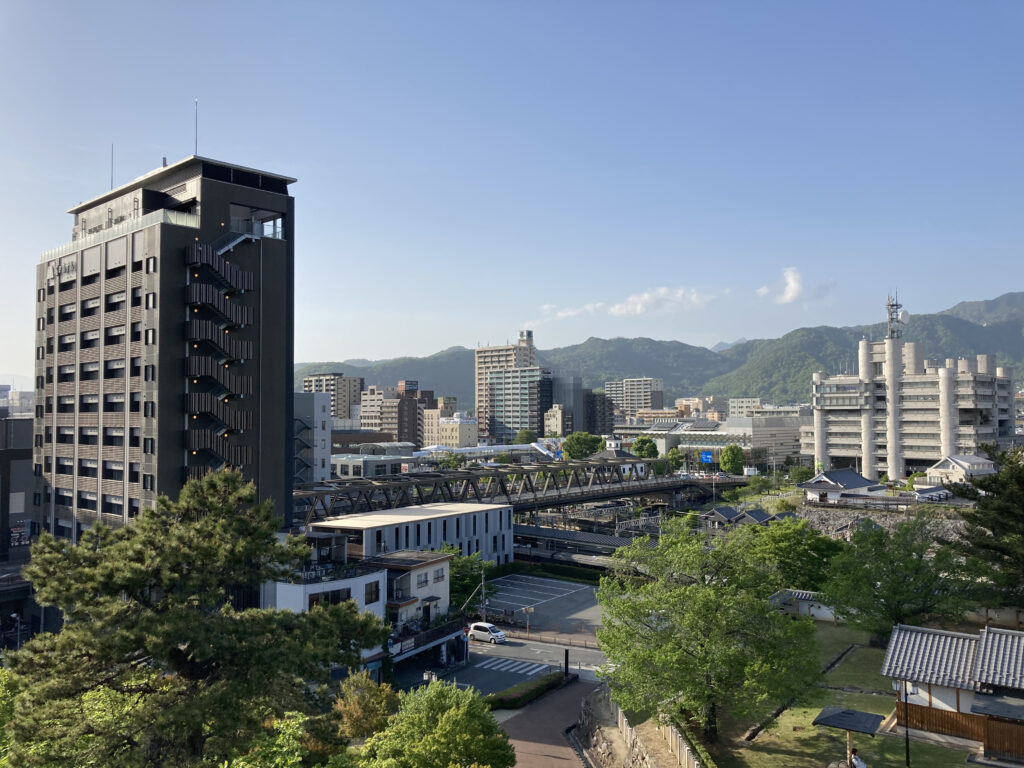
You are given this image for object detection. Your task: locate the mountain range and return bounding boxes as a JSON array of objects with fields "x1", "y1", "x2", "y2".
[{"x1": 294, "y1": 292, "x2": 1024, "y2": 407}]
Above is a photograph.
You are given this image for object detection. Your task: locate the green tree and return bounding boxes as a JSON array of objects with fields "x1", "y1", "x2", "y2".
[
  {"x1": 597, "y1": 520, "x2": 820, "y2": 741},
  {"x1": 665, "y1": 447, "x2": 684, "y2": 472},
  {"x1": 821, "y1": 516, "x2": 969, "y2": 638},
  {"x1": 719, "y1": 444, "x2": 745, "y2": 475},
  {"x1": 441, "y1": 545, "x2": 497, "y2": 614},
  {"x1": 227, "y1": 713, "x2": 358, "y2": 768},
  {"x1": 438, "y1": 452, "x2": 466, "y2": 470},
  {"x1": 331, "y1": 669, "x2": 399, "y2": 743},
  {"x1": 360, "y1": 680, "x2": 515, "y2": 768},
  {"x1": 513, "y1": 429, "x2": 537, "y2": 445},
  {"x1": 957, "y1": 448, "x2": 1024, "y2": 608},
  {"x1": 0, "y1": 667, "x2": 14, "y2": 761},
  {"x1": 562, "y1": 431, "x2": 604, "y2": 460},
  {"x1": 9, "y1": 469, "x2": 388, "y2": 767},
  {"x1": 745, "y1": 475, "x2": 770, "y2": 496},
  {"x1": 788, "y1": 466, "x2": 815, "y2": 484},
  {"x1": 631, "y1": 436, "x2": 658, "y2": 459},
  {"x1": 738, "y1": 518, "x2": 844, "y2": 591}
]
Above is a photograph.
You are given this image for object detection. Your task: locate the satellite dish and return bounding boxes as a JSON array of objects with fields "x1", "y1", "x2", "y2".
[{"x1": 898, "y1": 310, "x2": 910, "y2": 323}]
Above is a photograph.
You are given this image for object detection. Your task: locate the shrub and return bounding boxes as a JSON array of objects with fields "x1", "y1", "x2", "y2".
[{"x1": 482, "y1": 672, "x2": 574, "y2": 709}]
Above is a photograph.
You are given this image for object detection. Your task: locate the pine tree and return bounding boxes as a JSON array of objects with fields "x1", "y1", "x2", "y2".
[
  {"x1": 8, "y1": 469, "x2": 388, "y2": 767},
  {"x1": 958, "y1": 447, "x2": 1024, "y2": 608}
]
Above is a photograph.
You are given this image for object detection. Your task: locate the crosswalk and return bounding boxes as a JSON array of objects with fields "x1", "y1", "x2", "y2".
[{"x1": 473, "y1": 656, "x2": 550, "y2": 677}]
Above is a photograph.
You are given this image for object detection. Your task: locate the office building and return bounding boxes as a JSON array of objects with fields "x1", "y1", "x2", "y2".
[
  {"x1": 34, "y1": 156, "x2": 295, "y2": 538},
  {"x1": 302, "y1": 373, "x2": 364, "y2": 419},
  {"x1": 359, "y1": 386, "x2": 396, "y2": 432},
  {"x1": 484, "y1": 366, "x2": 553, "y2": 444},
  {"x1": 728, "y1": 397, "x2": 762, "y2": 419},
  {"x1": 438, "y1": 413, "x2": 478, "y2": 448},
  {"x1": 421, "y1": 398, "x2": 457, "y2": 448},
  {"x1": 604, "y1": 377, "x2": 664, "y2": 418},
  {"x1": 474, "y1": 330, "x2": 536, "y2": 442},
  {"x1": 802, "y1": 299, "x2": 1015, "y2": 479}
]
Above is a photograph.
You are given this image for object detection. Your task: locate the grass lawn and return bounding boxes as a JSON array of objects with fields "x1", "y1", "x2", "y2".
[
  {"x1": 703, "y1": 623, "x2": 971, "y2": 768},
  {"x1": 710, "y1": 690, "x2": 970, "y2": 768},
  {"x1": 826, "y1": 646, "x2": 891, "y2": 693},
  {"x1": 814, "y1": 622, "x2": 870, "y2": 668}
]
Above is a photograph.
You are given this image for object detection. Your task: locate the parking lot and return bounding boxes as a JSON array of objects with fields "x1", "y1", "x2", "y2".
[{"x1": 484, "y1": 573, "x2": 601, "y2": 635}]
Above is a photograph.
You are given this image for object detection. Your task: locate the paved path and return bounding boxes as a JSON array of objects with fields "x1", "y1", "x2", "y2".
[{"x1": 500, "y1": 679, "x2": 599, "y2": 768}]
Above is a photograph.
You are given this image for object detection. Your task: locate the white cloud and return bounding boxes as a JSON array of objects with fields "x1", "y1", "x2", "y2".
[
  {"x1": 531, "y1": 285, "x2": 712, "y2": 325},
  {"x1": 775, "y1": 267, "x2": 803, "y2": 305},
  {"x1": 609, "y1": 286, "x2": 712, "y2": 317},
  {"x1": 755, "y1": 285, "x2": 770, "y2": 297}
]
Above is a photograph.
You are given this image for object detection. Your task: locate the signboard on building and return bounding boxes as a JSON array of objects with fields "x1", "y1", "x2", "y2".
[{"x1": 700, "y1": 451, "x2": 713, "y2": 464}]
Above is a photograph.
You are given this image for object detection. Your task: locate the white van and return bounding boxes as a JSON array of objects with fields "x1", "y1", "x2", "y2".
[{"x1": 468, "y1": 622, "x2": 507, "y2": 644}]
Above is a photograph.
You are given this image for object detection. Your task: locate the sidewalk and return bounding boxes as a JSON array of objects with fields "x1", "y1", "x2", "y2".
[{"x1": 500, "y1": 679, "x2": 599, "y2": 768}]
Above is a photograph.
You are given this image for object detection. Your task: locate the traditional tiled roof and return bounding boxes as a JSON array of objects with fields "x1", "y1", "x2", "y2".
[
  {"x1": 798, "y1": 469, "x2": 874, "y2": 490},
  {"x1": 881, "y1": 624, "x2": 980, "y2": 691},
  {"x1": 974, "y1": 627, "x2": 1024, "y2": 690},
  {"x1": 769, "y1": 588, "x2": 821, "y2": 605}
]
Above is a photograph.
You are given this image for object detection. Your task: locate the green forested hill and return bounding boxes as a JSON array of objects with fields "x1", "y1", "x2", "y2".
[{"x1": 295, "y1": 293, "x2": 1024, "y2": 406}]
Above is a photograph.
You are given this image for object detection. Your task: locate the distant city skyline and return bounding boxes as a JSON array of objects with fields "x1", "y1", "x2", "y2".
[{"x1": 2, "y1": 1, "x2": 1022, "y2": 377}]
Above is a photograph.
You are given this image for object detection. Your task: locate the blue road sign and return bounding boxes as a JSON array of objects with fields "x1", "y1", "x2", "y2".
[{"x1": 700, "y1": 451, "x2": 713, "y2": 464}]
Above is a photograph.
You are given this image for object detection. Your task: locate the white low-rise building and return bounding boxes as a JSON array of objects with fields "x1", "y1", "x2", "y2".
[{"x1": 312, "y1": 502, "x2": 515, "y2": 565}]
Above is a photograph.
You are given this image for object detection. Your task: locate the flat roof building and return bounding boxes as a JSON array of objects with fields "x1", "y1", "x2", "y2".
[
  {"x1": 312, "y1": 502, "x2": 515, "y2": 565},
  {"x1": 34, "y1": 156, "x2": 295, "y2": 537}
]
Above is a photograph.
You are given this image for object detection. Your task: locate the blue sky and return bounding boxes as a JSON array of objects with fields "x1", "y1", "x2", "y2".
[{"x1": 1, "y1": 1, "x2": 1021, "y2": 378}]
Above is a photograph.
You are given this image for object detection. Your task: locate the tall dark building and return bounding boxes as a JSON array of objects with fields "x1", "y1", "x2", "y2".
[
  {"x1": 34, "y1": 156, "x2": 296, "y2": 540},
  {"x1": 584, "y1": 389, "x2": 615, "y2": 436}
]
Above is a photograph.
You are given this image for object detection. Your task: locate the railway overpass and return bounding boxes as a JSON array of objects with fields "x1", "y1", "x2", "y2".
[{"x1": 294, "y1": 458, "x2": 745, "y2": 523}]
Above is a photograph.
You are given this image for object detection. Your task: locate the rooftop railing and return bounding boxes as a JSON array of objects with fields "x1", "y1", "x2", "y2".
[{"x1": 40, "y1": 210, "x2": 199, "y2": 263}]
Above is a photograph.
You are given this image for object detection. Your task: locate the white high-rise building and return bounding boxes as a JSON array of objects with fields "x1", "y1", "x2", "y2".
[
  {"x1": 802, "y1": 298, "x2": 1014, "y2": 480},
  {"x1": 474, "y1": 330, "x2": 536, "y2": 442}
]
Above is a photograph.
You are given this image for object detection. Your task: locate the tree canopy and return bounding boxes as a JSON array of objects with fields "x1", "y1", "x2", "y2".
[
  {"x1": 441, "y1": 544, "x2": 497, "y2": 614},
  {"x1": 631, "y1": 436, "x2": 658, "y2": 459},
  {"x1": 513, "y1": 429, "x2": 537, "y2": 445},
  {"x1": 957, "y1": 448, "x2": 1024, "y2": 608},
  {"x1": 562, "y1": 431, "x2": 604, "y2": 460},
  {"x1": 788, "y1": 466, "x2": 815, "y2": 484},
  {"x1": 438, "y1": 452, "x2": 466, "y2": 470},
  {"x1": 719, "y1": 444, "x2": 745, "y2": 475},
  {"x1": 821, "y1": 516, "x2": 969, "y2": 638},
  {"x1": 737, "y1": 518, "x2": 843, "y2": 591},
  {"x1": 597, "y1": 520, "x2": 819, "y2": 741},
  {"x1": 8, "y1": 469, "x2": 388, "y2": 767},
  {"x1": 360, "y1": 680, "x2": 515, "y2": 768},
  {"x1": 665, "y1": 447, "x2": 684, "y2": 471}
]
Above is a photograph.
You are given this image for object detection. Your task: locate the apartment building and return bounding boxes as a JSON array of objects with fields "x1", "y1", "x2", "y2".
[
  {"x1": 474, "y1": 330, "x2": 536, "y2": 442},
  {"x1": 484, "y1": 366, "x2": 553, "y2": 444},
  {"x1": 543, "y1": 404, "x2": 571, "y2": 437},
  {"x1": 359, "y1": 386, "x2": 396, "y2": 432},
  {"x1": 302, "y1": 373, "x2": 364, "y2": 419},
  {"x1": 604, "y1": 377, "x2": 664, "y2": 418},
  {"x1": 34, "y1": 156, "x2": 295, "y2": 539},
  {"x1": 293, "y1": 392, "x2": 331, "y2": 484},
  {"x1": 584, "y1": 389, "x2": 615, "y2": 436},
  {"x1": 802, "y1": 305, "x2": 1014, "y2": 479}
]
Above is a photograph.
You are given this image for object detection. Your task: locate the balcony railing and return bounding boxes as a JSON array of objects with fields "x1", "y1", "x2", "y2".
[{"x1": 42, "y1": 210, "x2": 199, "y2": 263}]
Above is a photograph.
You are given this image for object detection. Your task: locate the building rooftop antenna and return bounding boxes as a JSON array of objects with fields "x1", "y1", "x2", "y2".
[{"x1": 886, "y1": 293, "x2": 904, "y2": 340}]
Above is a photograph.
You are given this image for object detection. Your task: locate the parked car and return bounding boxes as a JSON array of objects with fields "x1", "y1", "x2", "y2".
[{"x1": 468, "y1": 622, "x2": 506, "y2": 644}]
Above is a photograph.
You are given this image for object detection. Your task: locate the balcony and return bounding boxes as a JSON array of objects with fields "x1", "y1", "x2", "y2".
[
  {"x1": 388, "y1": 615, "x2": 465, "y2": 659},
  {"x1": 289, "y1": 561, "x2": 381, "y2": 585}
]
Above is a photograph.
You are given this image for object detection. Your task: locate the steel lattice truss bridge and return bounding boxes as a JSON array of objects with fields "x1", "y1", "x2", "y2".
[{"x1": 293, "y1": 458, "x2": 745, "y2": 524}]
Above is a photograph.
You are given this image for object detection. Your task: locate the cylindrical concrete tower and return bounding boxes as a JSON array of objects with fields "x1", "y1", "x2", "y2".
[
  {"x1": 938, "y1": 365, "x2": 956, "y2": 458},
  {"x1": 812, "y1": 371, "x2": 829, "y2": 472},
  {"x1": 885, "y1": 338, "x2": 903, "y2": 480},
  {"x1": 858, "y1": 339, "x2": 875, "y2": 479},
  {"x1": 904, "y1": 342, "x2": 922, "y2": 375}
]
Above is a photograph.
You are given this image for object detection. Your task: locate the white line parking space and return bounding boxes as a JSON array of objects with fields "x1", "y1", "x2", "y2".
[{"x1": 485, "y1": 574, "x2": 591, "y2": 611}]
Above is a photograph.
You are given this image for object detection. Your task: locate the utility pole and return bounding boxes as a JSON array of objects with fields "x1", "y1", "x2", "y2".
[{"x1": 480, "y1": 560, "x2": 486, "y2": 623}]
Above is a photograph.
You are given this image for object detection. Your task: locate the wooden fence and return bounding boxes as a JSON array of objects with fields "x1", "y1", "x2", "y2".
[
  {"x1": 608, "y1": 697, "x2": 707, "y2": 768},
  {"x1": 899, "y1": 702, "x2": 985, "y2": 742}
]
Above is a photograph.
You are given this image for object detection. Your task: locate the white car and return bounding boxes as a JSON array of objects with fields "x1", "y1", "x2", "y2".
[{"x1": 468, "y1": 622, "x2": 506, "y2": 644}]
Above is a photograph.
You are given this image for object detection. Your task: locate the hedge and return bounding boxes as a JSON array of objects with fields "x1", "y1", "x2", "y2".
[{"x1": 482, "y1": 671, "x2": 576, "y2": 709}]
